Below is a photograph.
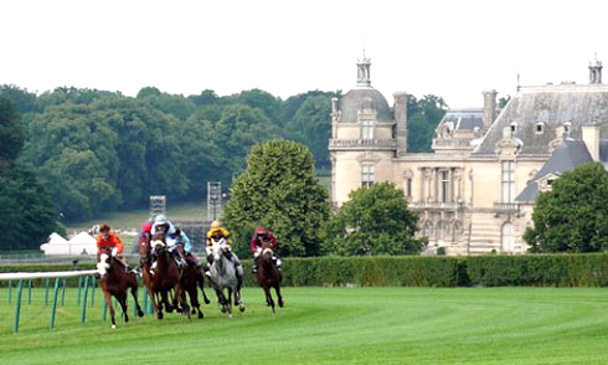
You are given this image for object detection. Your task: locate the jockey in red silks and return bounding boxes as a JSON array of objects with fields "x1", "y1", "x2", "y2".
[
  {"x1": 251, "y1": 226, "x2": 281, "y2": 273},
  {"x1": 96, "y1": 224, "x2": 129, "y2": 269}
]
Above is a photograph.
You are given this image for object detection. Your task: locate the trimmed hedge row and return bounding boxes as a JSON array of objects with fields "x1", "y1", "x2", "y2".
[{"x1": 3, "y1": 253, "x2": 608, "y2": 288}]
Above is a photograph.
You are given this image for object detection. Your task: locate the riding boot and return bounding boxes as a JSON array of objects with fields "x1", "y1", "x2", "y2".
[
  {"x1": 204, "y1": 255, "x2": 213, "y2": 277},
  {"x1": 252, "y1": 259, "x2": 258, "y2": 273}
]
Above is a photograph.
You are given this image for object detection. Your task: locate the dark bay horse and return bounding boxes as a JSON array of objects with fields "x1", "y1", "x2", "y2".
[
  {"x1": 141, "y1": 232, "x2": 188, "y2": 319},
  {"x1": 178, "y1": 261, "x2": 211, "y2": 319},
  {"x1": 256, "y1": 241, "x2": 284, "y2": 313},
  {"x1": 208, "y1": 237, "x2": 245, "y2": 316},
  {"x1": 97, "y1": 250, "x2": 144, "y2": 328}
]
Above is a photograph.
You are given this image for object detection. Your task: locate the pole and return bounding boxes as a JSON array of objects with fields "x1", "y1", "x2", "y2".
[
  {"x1": 27, "y1": 280, "x2": 32, "y2": 305},
  {"x1": 91, "y1": 275, "x2": 96, "y2": 307},
  {"x1": 77, "y1": 276, "x2": 82, "y2": 305},
  {"x1": 44, "y1": 278, "x2": 50, "y2": 307},
  {"x1": 60, "y1": 279, "x2": 66, "y2": 307},
  {"x1": 81, "y1": 276, "x2": 90, "y2": 326},
  {"x1": 50, "y1": 278, "x2": 60, "y2": 330},
  {"x1": 8, "y1": 280, "x2": 12, "y2": 304},
  {"x1": 14, "y1": 280, "x2": 24, "y2": 333}
]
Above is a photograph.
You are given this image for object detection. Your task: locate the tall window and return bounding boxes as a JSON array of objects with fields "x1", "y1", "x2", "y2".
[
  {"x1": 501, "y1": 161, "x2": 515, "y2": 203},
  {"x1": 362, "y1": 120, "x2": 373, "y2": 139},
  {"x1": 440, "y1": 170, "x2": 449, "y2": 203},
  {"x1": 405, "y1": 178, "x2": 412, "y2": 198},
  {"x1": 361, "y1": 163, "x2": 374, "y2": 188},
  {"x1": 501, "y1": 223, "x2": 514, "y2": 253}
]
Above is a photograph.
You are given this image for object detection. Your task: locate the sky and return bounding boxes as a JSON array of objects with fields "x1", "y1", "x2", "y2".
[{"x1": 2, "y1": 0, "x2": 608, "y2": 108}]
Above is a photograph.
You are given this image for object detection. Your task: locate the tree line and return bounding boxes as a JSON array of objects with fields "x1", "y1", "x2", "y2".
[{"x1": 0, "y1": 84, "x2": 446, "y2": 250}]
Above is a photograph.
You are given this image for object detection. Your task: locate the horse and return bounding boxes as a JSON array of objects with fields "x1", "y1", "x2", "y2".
[
  {"x1": 140, "y1": 231, "x2": 188, "y2": 319},
  {"x1": 177, "y1": 259, "x2": 211, "y2": 319},
  {"x1": 208, "y1": 237, "x2": 245, "y2": 316},
  {"x1": 96, "y1": 248, "x2": 144, "y2": 328},
  {"x1": 255, "y1": 241, "x2": 284, "y2": 313}
]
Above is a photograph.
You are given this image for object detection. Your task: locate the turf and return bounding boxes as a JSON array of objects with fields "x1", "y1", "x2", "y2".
[{"x1": 0, "y1": 287, "x2": 607, "y2": 364}]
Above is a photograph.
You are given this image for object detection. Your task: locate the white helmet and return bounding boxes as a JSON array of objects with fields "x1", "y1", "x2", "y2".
[{"x1": 154, "y1": 214, "x2": 168, "y2": 225}]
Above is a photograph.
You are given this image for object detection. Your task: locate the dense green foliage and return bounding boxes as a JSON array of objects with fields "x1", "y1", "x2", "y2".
[
  {"x1": 524, "y1": 162, "x2": 608, "y2": 253},
  {"x1": 2, "y1": 287, "x2": 608, "y2": 364},
  {"x1": 222, "y1": 140, "x2": 330, "y2": 257},
  {"x1": 1, "y1": 83, "x2": 447, "y2": 235},
  {"x1": 0, "y1": 97, "x2": 61, "y2": 250},
  {"x1": 322, "y1": 182, "x2": 426, "y2": 256},
  {"x1": 406, "y1": 94, "x2": 448, "y2": 152},
  {"x1": 5, "y1": 252, "x2": 608, "y2": 288}
]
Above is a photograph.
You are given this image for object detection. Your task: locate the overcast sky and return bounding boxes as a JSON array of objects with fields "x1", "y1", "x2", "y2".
[{"x1": 2, "y1": 0, "x2": 607, "y2": 108}]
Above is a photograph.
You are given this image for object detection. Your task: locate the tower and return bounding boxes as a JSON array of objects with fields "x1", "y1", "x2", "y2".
[{"x1": 589, "y1": 54, "x2": 602, "y2": 84}]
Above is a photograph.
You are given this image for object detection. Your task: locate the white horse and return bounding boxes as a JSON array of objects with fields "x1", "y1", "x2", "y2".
[{"x1": 208, "y1": 237, "x2": 245, "y2": 316}]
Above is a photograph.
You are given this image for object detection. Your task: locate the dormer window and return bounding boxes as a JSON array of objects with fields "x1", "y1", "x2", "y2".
[
  {"x1": 510, "y1": 122, "x2": 518, "y2": 133},
  {"x1": 564, "y1": 121, "x2": 572, "y2": 134},
  {"x1": 536, "y1": 122, "x2": 545, "y2": 134}
]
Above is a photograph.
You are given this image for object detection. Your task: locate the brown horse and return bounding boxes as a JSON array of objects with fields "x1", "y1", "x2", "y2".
[
  {"x1": 97, "y1": 248, "x2": 144, "y2": 328},
  {"x1": 176, "y1": 257, "x2": 211, "y2": 319},
  {"x1": 255, "y1": 241, "x2": 284, "y2": 313},
  {"x1": 140, "y1": 232, "x2": 188, "y2": 319}
]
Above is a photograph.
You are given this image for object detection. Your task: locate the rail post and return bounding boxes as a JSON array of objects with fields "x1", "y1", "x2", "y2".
[
  {"x1": 44, "y1": 278, "x2": 50, "y2": 307},
  {"x1": 50, "y1": 278, "x2": 60, "y2": 329},
  {"x1": 13, "y1": 280, "x2": 24, "y2": 333},
  {"x1": 80, "y1": 276, "x2": 90, "y2": 326}
]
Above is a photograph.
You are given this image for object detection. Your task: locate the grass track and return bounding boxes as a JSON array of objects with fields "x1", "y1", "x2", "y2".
[{"x1": 1, "y1": 287, "x2": 607, "y2": 364}]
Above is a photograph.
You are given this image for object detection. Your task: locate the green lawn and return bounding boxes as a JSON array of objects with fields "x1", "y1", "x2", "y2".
[{"x1": 1, "y1": 287, "x2": 607, "y2": 364}]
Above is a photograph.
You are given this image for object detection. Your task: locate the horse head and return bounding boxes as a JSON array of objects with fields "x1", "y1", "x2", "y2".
[
  {"x1": 210, "y1": 237, "x2": 227, "y2": 262},
  {"x1": 97, "y1": 252, "x2": 111, "y2": 278},
  {"x1": 139, "y1": 233, "x2": 151, "y2": 258}
]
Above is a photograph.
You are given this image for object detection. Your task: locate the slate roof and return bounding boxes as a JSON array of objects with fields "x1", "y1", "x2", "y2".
[
  {"x1": 515, "y1": 140, "x2": 594, "y2": 202},
  {"x1": 439, "y1": 109, "x2": 485, "y2": 130},
  {"x1": 337, "y1": 87, "x2": 393, "y2": 124},
  {"x1": 474, "y1": 84, "x2": 608, "y2": 156}
]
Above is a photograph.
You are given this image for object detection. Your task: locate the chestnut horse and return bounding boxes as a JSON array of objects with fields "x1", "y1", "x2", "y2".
[
  {"x1": 97, "y1": 249, "x2": 144, "y2": 328},
  {"x1": 176, "y1": 260, "x2": 211, "y2": 319},
  {"x1": 255, "y1": 241, "x2": 284, "y2": 313}
]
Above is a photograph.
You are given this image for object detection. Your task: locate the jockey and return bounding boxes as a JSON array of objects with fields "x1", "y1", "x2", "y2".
[
  {"x1": 174, "y1": 227, "x2": 198, "y2": 268},
  {"x1": 251, "y1": 226, "x2": 281, "y2": 273},
  {"x1": 96, "y1": 224, "x2": 128, "y2": 269},
  {"x1": 204, "y1": 220, "x2": 242, "y2": 281},
  {"x1": 150, "y1": 214, "x2": 187, "y2": 271}
]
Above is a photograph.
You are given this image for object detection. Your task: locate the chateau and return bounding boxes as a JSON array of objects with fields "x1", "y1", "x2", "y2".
[{"x1": 329, "y1": 54, "x2": 608, "y2": 255}]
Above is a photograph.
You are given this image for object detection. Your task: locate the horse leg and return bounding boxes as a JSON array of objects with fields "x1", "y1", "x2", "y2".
[
  {"x1": 130, "y1": 282, "x2": 144, "y2": 317},
  {"x1": 227, "y1": 288, "x2": 233, "y2": 317},
  {"x1": 104, "y1": 290, "x2": 117, "y2": 328},
  {"x1": 275, "y1": 284, "x2": 284, "y2": 308},
  {"x1": 153, "y1": 291, "x2": 164, "y2": 320},
  {"x1": 117, "y1": 292, "x2": 129, "y2": 323},
  {"x1": 176, "y1": 284, "x2": 190, "y2": 320},
  {"x1": 198, "y1": 275, "x2": 211, "y2": 305},
  {"x1": 161, "y1": 290, "x2": 173, "y2": 313},
  {"x1": 264, "y1": 285, "x2": 275, "y2": 314}
]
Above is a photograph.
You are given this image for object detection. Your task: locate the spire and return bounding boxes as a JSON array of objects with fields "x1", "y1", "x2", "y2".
[
  {"x1": 356, "y1": 49, "x2": 371, "y2": 87},
  {"x1": 589, "y1": 52, "x2": 603, "y2": 84}
]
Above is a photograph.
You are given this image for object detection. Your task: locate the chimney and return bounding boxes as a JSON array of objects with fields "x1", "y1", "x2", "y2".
[
  {"x1": 393, "y1": 92, "x2": 408, "y2": 156},
  {"x1": 482, "y1": 90, "x2": 498, "y2": 128},
  {"x1": 582, "y1": 122, "x2": 600, "y2": 161}
]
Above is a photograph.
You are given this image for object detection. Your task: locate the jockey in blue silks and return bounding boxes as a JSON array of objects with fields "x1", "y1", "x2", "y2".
[{"x1": 150, "y1": 214, "x2": 188, "y2": 272}]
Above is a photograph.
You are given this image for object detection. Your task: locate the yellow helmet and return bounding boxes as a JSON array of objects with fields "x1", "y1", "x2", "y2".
[{"x1": 210, "y1": 220, "x2": 221, "y2": 229}]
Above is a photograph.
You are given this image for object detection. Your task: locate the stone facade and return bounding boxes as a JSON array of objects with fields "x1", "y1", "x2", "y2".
[{"x1": 330, "y1": 55, "x2": 608, "y2": 255}]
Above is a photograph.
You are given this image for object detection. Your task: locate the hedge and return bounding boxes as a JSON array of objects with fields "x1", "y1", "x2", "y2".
[{"x1": 3, "y1": 253, "x2": 608, "y2": 288}]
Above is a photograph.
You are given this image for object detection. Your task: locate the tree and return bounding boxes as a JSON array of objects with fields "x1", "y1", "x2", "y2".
[
  {"x1": 0, "y1": 97, "x2": 24, "y2": 161},
  {"x1": 321, "y1": 182, "x2": 426, "y2": 256},
  {"x1": 0, "y1": 96, "x2": 60, "y2": 250},
  {"x1": 525, "y1": 162, "x2": 608, "y2": 253},
  {"x1": 222, "y1": 140, "x2": 330, "y2": 258},
  {"x1": 287, "y1": 95, "x2": 334, "y2": 168},
  {"x1": 407, "y1": 94, "x2": 448, "y2": 152}
]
